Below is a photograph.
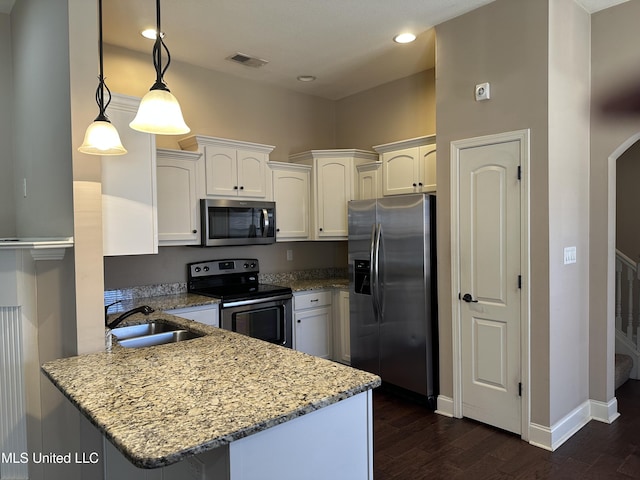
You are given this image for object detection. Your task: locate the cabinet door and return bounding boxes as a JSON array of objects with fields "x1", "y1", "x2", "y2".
[
  {"x1": 356, "y1": 163, "x2": 381, "y2": 200},
  {"x1": 419, "y1": 144, "x2": 437, "y2": 192},
  {"x1": 205, "y1": 146, "x2": 238, "y2": 196},
  {"x1": 273, "y1": 168, "x2": 310, "y2": 240},
  {"x1": 382, "y1": 147, "x2": 419, "y2": 196},
  {"x1": 316, "y1": 158, "x2": 352, "y2": 238},
  {"x1": 334, "y1": 290, "x2": 350, "y2": 364},
  {"x1": 237, "y1": 150, "x2": 267, "y2": 198},
  {"x1": 157, "y1": 150, "x2": 200, "y2": 245},
  {"x1": 295, "y1": 306, "x2": 332, "y2": 359},
  {"x1": 102, "y1": 94, "x2": 157, "y2": 256}
]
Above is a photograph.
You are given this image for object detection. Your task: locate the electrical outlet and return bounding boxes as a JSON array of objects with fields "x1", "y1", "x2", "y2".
[
  {"x1": 286, "y1": 249, "x2": 293, "y2": 261},
  {"x1": 563, "y1": 246, "x2": 577, "y2": 265}
]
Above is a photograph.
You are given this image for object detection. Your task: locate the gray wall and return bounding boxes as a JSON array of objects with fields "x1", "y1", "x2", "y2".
[
  {"x1": 436, "y1": 0, "x2": 552, "y2": 424},
  {"x1": 0, "y1": 13, "x2": 15, "y2": 237},
  {"x1": 11, "y1": 0, "x2": 74, "y2": 237},
  {"x1": 335, "y1": 69, "x2": 436, "y2": 150},
  {"x1": 104, "y1": 242, "x2": 348, "y2": 289},
  {"x1": 590, "y1": 0, "x2": 640, "y2": 403}
]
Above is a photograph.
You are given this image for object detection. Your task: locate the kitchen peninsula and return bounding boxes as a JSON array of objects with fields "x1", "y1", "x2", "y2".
[{"x1": 41, "y1": 314, "x2": 380, "y2": 480}]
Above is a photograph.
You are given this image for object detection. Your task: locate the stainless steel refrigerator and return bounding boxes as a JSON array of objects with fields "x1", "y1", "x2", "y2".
[{"x1": 348, "y1": 193, "x2": 437, "y2": 405}]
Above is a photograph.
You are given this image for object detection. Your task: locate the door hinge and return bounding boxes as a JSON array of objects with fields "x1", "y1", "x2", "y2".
[
  {"x1": 518, "y1": 382, "x2": 522, "y2": 396},
  {"x1": 517, "y1": 165, "x2": 522, "y2": 180},
  {"x1": 518, "y1": 275, "x2": 522, "y2": 289}
]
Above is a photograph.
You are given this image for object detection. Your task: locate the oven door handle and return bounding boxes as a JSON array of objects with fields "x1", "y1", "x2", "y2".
[{"x1": 222, "y1": 294, "x2": 292, "y2": 308}]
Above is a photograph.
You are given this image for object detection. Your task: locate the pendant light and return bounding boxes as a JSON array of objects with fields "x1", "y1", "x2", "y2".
[
  {"x1": 129, "y1": 0, "x2": 190, "y2": 135},
  {"x1": 78, "y1": 0, "x2": 127, "y2": 156}
]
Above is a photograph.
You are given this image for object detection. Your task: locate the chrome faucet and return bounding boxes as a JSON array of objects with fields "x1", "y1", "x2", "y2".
[{"x1": 106, "y1": 305, "x2": 154, "y2": 330}]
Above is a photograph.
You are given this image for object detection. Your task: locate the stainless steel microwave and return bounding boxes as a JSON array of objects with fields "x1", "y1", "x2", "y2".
[{"x1": 200, "y1": 199, "x2": 276, "y2": 246}]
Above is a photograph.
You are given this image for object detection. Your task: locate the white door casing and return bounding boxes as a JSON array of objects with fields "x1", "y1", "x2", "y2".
[{"x1": 450, "y1": 129, "x2": 530, "y2": 439}]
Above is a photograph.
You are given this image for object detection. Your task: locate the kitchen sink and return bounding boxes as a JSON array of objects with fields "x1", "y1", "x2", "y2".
[
  {"x1": 117, "y1": 330, "x2": 203, "y2": 349},
  {"x1": 111, "y1": 322, "x2": 181, "y2": 340},
  {"x1": 111, "y1": 321, "x2": 204, "y2": 349}
]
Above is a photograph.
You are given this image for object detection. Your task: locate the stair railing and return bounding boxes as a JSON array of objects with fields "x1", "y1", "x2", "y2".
[{"x1": 616, "y1": 249, "x2": 640, "y2": 349}]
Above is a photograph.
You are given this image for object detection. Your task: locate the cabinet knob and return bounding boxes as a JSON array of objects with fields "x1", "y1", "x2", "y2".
[
  {"x1": 233, "y1": 185, "x2": 238, "y2": 190},
  {"x1": 319, "y1": 228, "x2": 323, "y2": 232},
  {"x1": 297, "y1": 319, "x2": 301, "y2": 323},
  {"x1": 418, "y1": 182, "x2": 423, "y2": 187},
  {"x1": 413, "y1": 183, "x2": 417, "y2": 187},
  {"x1": 240, "y1": 186, "x2": 244, "y2": 190},
  {"x1": 192, "y1": 230, "x2": 198, "y2": 234},
  {"x1": 276, "y1": 228, "x2": 280, "y2": 232}
]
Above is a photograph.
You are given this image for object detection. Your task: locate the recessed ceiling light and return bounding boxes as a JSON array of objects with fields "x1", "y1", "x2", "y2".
[
  {"x1": 297, "y1": 75, "x2": 316, "y2": 82},
  {"x1": 393, "y1": 32, "x2": 416, "y2": 44},
  {"x1": 141, "y1": 29, "x2": 165, "y2": 40}
]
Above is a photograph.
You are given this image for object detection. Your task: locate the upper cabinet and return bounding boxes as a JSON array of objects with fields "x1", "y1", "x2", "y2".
[
  {"x1": 156, "y1": 148, "x2": 202, "y2": 246},
  {"x1": 102, "y1": 94, "x2": 158, "y2": 256},
  {"x1": 179, "y1": 135, "x2": 274, "y2": 200},
  {"x1": 356, "y1": 162, "x2": 382, "y2": 200},
  {"x1": 373, "y1": 135, "x2": 436, "y2": 196},
  {"x1": 270, "y1": 162, "x2": 311, "y2": 241},
  {"x1": 290, "y1": 149, "x2": 377, "y2": 240}
]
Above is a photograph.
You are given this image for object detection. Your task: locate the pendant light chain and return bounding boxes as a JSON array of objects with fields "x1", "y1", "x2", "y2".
[
  {"x1": 151, "y1": 0, "x2": 172, "y2": 92},
  {"x1": 95, "y1": 0, "x2": 111, "y2": 121}
]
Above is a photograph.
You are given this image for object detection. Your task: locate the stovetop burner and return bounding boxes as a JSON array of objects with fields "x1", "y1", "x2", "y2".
[{"x1": 187, "y1": 258, "x2": 291, "y2": 303}]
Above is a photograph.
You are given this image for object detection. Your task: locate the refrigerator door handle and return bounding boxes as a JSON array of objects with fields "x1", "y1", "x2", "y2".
[
  {"x1": 375, "y1": 223, "x2": 384, "y2": 319},
  {"x1": 369, "y1": 223, "x2": 379, "y2": 319}
]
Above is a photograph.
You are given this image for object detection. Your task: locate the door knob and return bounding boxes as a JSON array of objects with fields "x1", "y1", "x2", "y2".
[{"x1": 461, "y1": 293, "x2": 478, "y2": 303}]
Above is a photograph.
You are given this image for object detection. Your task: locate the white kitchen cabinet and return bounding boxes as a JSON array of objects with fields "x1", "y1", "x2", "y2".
[
  {"x1": 156, "y1": 148, "x2": 202, "y2": 246},
  {"x1": 164, "y1": 304, "x2": 219, "y2": 328},
  {"x1": 374, "y1": 135, "x2": 436, "y2": 196},
  {"x1": 333, "y1": 289, "x2": 350, "y2": 365},
  {"x1": 356, "y1": 162, "x2": 382, "y2": 200},
  {"x1": 290, "y1": 149, "x2": 377, "y2": 240},
  {"x1": 270, "y1": 162, "x2": 311, "y2": 241},
  {"x1": 102, "y1": 93, "x2": 157, "y2": 256},
  {"x1": 179, "y1": 135, "x2": 274, "y2": 200},
  {"x1": 293, "y1": 290, "x2": 332, "y2": 359}
]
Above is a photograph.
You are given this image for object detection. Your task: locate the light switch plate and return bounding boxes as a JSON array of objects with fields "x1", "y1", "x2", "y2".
[{"x1": 564, "y1": 246, "x2": 577, "y2": 265}]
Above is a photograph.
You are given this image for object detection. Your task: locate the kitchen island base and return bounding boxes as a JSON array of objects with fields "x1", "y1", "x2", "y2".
[{"x1": 106, "y1": 390, "x2": 373, "y2": 480}]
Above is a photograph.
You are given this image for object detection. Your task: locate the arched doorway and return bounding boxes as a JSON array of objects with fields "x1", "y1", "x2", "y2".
[{"x1": 609, "y1": 133, "x2": 640, "y2": 398}]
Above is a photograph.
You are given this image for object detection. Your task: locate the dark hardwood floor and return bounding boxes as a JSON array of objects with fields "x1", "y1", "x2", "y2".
[{"x1": 373, "y1": 380, "x2": 640, "y2": 479}]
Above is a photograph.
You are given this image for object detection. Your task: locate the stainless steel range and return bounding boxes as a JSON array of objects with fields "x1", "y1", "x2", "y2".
[{"x1": 187, "y1": 259, "x2": 293, "y2": 348}]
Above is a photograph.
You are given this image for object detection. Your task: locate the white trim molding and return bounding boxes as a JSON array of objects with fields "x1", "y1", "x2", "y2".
[
  {"x1": 435, "y1": 395, "x2": 455, "y2": 418},
  {"x1": 529, "y1": 398, "x2": 620, "y2": 451}
]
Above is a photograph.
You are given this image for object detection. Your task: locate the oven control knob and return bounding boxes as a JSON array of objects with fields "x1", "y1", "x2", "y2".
[
  {"x1": 203, "y1": 266, "x2": 209, "y2": 272},
  {"x1": 244, "y1": 263, "x2": 249, "y2": 268},
  {"x1": 194, "y1": 267, "x2": 201, "y2": 273},
  {"x1": 250, "y1": 262, "x2": 256, "y2": 268}
]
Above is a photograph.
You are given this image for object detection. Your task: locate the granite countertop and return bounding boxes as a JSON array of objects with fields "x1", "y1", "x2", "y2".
[
  {"x1": 106, "y1": 292, "x2": 219, "y2": 315},
  {"x1": 41, "y1": 313, "x2": 380, "y2": 469}
]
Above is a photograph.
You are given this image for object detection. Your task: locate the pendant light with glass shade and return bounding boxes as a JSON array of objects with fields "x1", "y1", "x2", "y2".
[
  {"x1": 129, "y1": 0, "x2": 190, "y2": 135},
  {"x1": 78, "y1": 0, "x2": 127, "y2": 155}
]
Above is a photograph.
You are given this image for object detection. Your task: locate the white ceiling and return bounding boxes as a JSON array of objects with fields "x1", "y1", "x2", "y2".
[{"x1": 1, "y1": 0, "x2": 630, "y2": 99}]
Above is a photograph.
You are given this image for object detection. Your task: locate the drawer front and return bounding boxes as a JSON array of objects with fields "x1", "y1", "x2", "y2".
[{"x1": 294, "y1": 290, "x2": 332, "y2": 310}]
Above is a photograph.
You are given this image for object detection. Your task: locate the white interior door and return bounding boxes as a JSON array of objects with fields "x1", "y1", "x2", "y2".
[{"x1": 457, "y1": 136, "x2": 523, "y2": 434}]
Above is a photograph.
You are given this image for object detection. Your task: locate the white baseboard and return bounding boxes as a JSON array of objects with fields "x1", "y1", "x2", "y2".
[
  {"x1": 590, "y1": 397, "x2": 620, "y2": 424},
  {"x1": 435, "y1": 395, "x2": 454, "y2": 417},
  {"x1": 528, "y1": 397, "x2": 620, "y2": 451}
]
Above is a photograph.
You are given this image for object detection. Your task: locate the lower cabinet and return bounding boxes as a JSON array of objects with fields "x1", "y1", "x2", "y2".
[
  {"x1": 164, "y1": 304, "x2": 219, "y2": 328},
  {"x1": 293, "y1": 291, "x2": 332, "y2": 359}
]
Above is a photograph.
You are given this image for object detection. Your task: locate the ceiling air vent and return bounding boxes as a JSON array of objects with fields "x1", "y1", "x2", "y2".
[{"x1": 226, "y1": 53, "x2": 268, "y2": 68}]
